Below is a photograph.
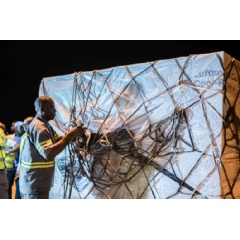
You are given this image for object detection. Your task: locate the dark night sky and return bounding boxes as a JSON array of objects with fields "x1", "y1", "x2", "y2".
[{"x1": 1, "y1": 40, "x2": 240, "y2": 132}]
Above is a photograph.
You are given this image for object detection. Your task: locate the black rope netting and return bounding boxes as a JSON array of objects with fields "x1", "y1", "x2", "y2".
[{"x1": 49, "y1": 52, "x2": 240, "y2": 199}]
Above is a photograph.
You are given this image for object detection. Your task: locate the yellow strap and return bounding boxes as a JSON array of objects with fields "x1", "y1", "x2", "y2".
[
  {"x1": 21, "y1": 160, "x2": 54, "y2": 169},
  {"x1": 36, "y1": 139, "x2": 52, "y2": 151},
  {"x1": 5, "y1": 154, "x2": 15, "y2": 161},
  {"x1": 20, "y1": 133, "x2": 27, "y2": 152},
  {"x1": 21, "y1": 163, "x2": 54, "y2": 169}
]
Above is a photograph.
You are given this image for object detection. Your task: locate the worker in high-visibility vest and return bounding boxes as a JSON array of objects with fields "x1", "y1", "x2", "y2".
[
  {"x1": 6, "y1": 121, "x2": 23, "y2": 198},
  {"x1": 6, "y1": 121, "x2": 21, "y2": 199},
  {"x1": 5, "y1": 144, "x2": 17, "y2": 169},
  {"x1": 0, "y1": 123, "x2": 8, "y2": 199},
  {"x1": 0, "y1": 122, "x2": 20, "y2": 199}
]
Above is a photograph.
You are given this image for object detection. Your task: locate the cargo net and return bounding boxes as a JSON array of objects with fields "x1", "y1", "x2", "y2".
[{"x1": 58, "y1": 54, "x2": 240, "y2": 199}]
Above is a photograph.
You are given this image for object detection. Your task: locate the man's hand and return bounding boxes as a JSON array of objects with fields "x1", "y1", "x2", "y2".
[
  {"x1": 15, "y1": 170, "x2": 20, "y2": 180},
  {"x1": 68, "y1": 126, "x2": 87, "y2": 139}
]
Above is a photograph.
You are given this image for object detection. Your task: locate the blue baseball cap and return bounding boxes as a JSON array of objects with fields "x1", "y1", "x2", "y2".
[{"x1": 14, "y1": 121, "x2": 24, "y2": 128}]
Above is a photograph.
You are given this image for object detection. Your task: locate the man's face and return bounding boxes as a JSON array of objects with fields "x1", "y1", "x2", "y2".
[
  {"x1": 42, "y1": 101, "x2": 56, "y2": 121},
  {"x1": 23, "y1": 119, "x2": 33, "y2": 132},
  {"x1": 15, "y1": 125, "x2": 25, "y2": 135},
  {"x1": 11, "y1": 122, "x2": 16, "y2": 133}
]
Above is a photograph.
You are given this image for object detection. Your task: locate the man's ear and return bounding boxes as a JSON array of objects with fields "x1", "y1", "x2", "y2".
[{"x1": 40, "y1": 106, "x2": 45, "y2": 115}]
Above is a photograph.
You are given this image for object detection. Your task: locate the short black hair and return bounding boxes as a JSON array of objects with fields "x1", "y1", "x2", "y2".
[{"x1": 34, "y1": 96, "x2": 54, "y2": 112}]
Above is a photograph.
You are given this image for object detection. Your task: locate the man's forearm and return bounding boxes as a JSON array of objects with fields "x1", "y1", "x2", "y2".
[{"x1": 46, "y1": 135, "x2": 72, "y2": 160}]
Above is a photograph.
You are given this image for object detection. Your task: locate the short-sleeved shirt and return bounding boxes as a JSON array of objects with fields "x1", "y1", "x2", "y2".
[
  {"x1": 5, "y1": 138, "x2": 18, "y2": 150},
  {"x1": 19, "y1": 115, "x2": 61, "y2": 194}
]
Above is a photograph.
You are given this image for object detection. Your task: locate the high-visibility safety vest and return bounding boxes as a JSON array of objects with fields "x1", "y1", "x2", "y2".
[
  {"x1": 4, "y1": 134, "x2": 18, "y2": 169},
  {"x1": 20, "y1": 133, "x2": 27, "y2": 153},
  {"x1": 17, "y1": 133, "x2": 27, "y2": 169},
  {"x1": 4, "y1": 152, "x2": 15, "y2": 169},
  {"x1": 0, "y1": 128, "x2": 7, "y2": 169}
]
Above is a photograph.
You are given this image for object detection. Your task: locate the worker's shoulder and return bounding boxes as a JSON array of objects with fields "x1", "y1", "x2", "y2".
[{"x1": 30, "y1": 119, "x2": 48, "y2": 133}]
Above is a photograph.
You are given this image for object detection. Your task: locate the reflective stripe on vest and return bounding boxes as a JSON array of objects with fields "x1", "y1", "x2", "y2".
[
  {"x1": 0, "y1": 148, "x2": 6, "y2": 159},
  {"x1": 21, "y1": 160, "x2": 54, "y2": 169},
  {"x1": 20, "y1": 133, "x2": 27, "y2": 152},
  {"x1": 0, "y1": 129, "x2": 6, "y2": 169},
  {"x1": 0, "y1": 149, "x2": 5, "y2": 169},
  {"x1": 0, "y1": 147, "x2": 6, "y2": 169},
  {"x1": 4, "y1": 153, "x2": 15, "y2": 168},
  {"x1": 0, "y1": 158, "x2": 5, "y2": 169}
]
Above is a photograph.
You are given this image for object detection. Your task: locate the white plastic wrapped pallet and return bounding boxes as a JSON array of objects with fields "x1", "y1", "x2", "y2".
[{"x1": 39, "y1": 51, "x2": 240, "y2": 199}]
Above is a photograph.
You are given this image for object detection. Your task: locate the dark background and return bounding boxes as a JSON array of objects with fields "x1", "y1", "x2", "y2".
[{"x1": 0, "y1": 40, "x2": 239, "y2": 133}]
